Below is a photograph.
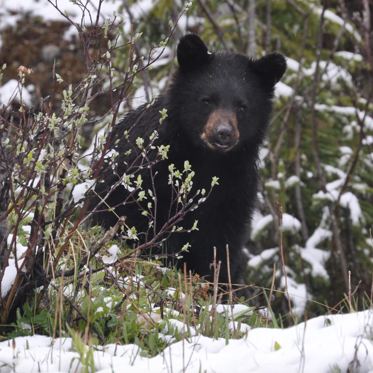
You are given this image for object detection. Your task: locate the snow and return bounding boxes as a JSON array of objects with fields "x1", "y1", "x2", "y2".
[
  {"x1": 340, "y1": 192, "x2": 364, "y2": 225},
  {"x1": 338, "y1": 152, "x2": 352, "y2": 167},
  {"x1": 287, "y1": 229, "x2": 333, "y2": 280},
  {"x1": 247, "y1": 241, "x2": 329, "y2": 284},
  {"x1": 315, "y1": 8, "x2": 362, "y2": 42},
  {"x1": 285, "y1": 57, "x2": 301, "y2": 71},
  {"x1": 250, "y1": 213, "x2": 301, "y2": 239},
  {"x1": 81, "y1": 126, "x2": 107, "y2": 163},
  {"x1": 0, "y1": 1, "x2": 371, "y2": 371},
  {"x1": 132, "y1": 86, "x2": 156, "y2": 109},
  {"x1": 339, "y1": 146, "x2": 353, "y2": 155},
  {"x1": 248, "y1": 247, "x2": 279, "y2": 268},
  {"x1": 315, "y1": 104, "x2": 355, "y2": 115},
  {"x1": 0, "y1": 79, "x2": 32, "y2": 106},
  {"x1": 177, "y1": 15, "x2": 205, "y2": 32},
  {"x1": 326, "y1": 178, "x2": 345, "y2": 192},
  {"x1": 313, "y1": 189, "x2": 338, "y2": 202},
  {"x1": 2, "y1": 310, "x2": 373, "y2": 372},
  {"x1": 0, "y1": 0, "x2": 155, "y2": 42},
  {"x1": 1, "y1": 258, "x2": 24, "y2": 297},
  {"x1": 344, "y1": 121, "x2": 359, "y2": 139},
  {"x1": 214, "y1": 304, "x2": 254, "y2": 317},
  {"x1": 280, "y1": 276, "x2": 308, "y2": 316},
  {"x1": 352, "y1": 182, "x2": 368, "y2": 192},
  {"x1": 2, "y1": 234, "x2": 28, "y2": 297},
  {"x1": 265, "y1": 179, "x2": 280, "y2": 190},
  {"x1": 296, "y1": 245, "x2": 330, "y2": 279},
  {"x1": 313, "y1": 184, "x2": 363, "y2": 225},
  {"x1": 363, "y1": 135, "x2": 373, "y2": 145},
  {"x1": 315, "y1": 105, "x2": 373, "y2": 131},
  {"x1": 304, "y1": 61, "x2": 352, "y2": 85},
  {"x1": 258, "y1": 147, "x2": 269, "y2": 168},
  {"x1": 250, "y1": 214, "x2": 273, "y2": 240},
  {"x1": 285, "y1": 175, "x2": 300, "y2": 188},
  {"x1": 275, "y1": 81, "x2": 294, "y2": 97},
  {"x1": 250, "y1": 222, "x2": 331, "y2": 280},
  {"x1": 323, "y1": 164, "x2": 347, "y2": 179},
  {"x1": 102, "y1": 244, "x2": 120, "y2": 264},
  {"x1": 0, "y1": 0, "x2": 121, "y2": 31},
  {"x1": 306, "y1": 228, "x2": 332, "y2": 249},
  {"x1": 335, "y1": 51, "x2": 363, "y2": 62},
  {"x1": 281, "y1": 213, "x2": 301, "y2": 233},
  {"x1": 72, "y1": 179, "x2": 95, "y2": 203},
  {"x1": 144, "y1": 46, "x2": 173, "y2": 69}
]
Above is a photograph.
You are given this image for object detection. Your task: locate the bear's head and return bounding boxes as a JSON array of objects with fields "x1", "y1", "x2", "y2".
[{"x1": 167, "y1": 34, "x2": 287, "y2": 153}]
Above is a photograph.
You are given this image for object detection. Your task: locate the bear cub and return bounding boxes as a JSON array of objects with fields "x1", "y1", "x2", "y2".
[{"x1": 89, "y1": 34, "x2": 286, "y2": 287}]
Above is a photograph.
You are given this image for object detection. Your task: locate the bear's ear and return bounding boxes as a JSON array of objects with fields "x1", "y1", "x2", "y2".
[
  {"x1": 251, "y1": 52, "x2": 287, "y2": 88},
  {"x1": 177, "y1": 33, "x2": 212, "y2": 70}
]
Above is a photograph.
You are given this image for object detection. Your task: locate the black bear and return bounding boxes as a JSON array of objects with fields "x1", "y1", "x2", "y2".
[{"x1": 89, "y1": 34, "x2": 286, "y2": 287}]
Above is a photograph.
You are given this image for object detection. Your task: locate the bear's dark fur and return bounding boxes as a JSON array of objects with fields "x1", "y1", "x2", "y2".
[{"x1": 89, "y1": 34, "x2": 286, "y2": 286}]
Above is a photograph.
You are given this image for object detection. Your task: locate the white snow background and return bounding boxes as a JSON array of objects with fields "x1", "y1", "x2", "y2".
[
  {"x1": 0, "y1": 309, "x2": 372, "y2": 373},
  {"x1": 1, "y1": 1, "x2": 373, "y2": 372}
]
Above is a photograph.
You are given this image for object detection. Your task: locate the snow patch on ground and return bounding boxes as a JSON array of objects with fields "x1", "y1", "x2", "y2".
[{"x1": 3, "y1": 311, "x2": 373, "y2": 372}]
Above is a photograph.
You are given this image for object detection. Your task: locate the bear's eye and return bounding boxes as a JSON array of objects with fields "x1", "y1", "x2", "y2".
[
  {"x1": 201, "y1": 99, "x2": 211, "y2": 107},
  {"x1": 238, "y1": 105, "x2": 247, "y2": 113}
]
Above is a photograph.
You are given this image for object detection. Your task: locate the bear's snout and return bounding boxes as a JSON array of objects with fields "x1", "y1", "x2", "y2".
[
  {"x1": 214, "y1": 124, "x2": 234, "y2": 148},
  {"x1": 201, "y1": 109, "x2": 240, "y2": 151}
]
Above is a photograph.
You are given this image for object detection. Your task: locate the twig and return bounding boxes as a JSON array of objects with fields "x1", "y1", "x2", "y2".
[
  {"x1": 189, "y1": 270, "x2": 197, "y2": 335},
  {"x1": 309, "y1": 5, "x2": 349, "y2": 293},
  {"x1": 363, "y1": 0, "x2": 372, "y2": 68},
  {"x1": 265, "y1": 0, "x2": 271, "y2": 53},
  {"x1": 197, "y1": 0, "x2": 230, "y2": 51},
  {"x1": 294, "y1": 104, "x2": 308, "y2": 242},
  {"x1": 49, "y1": 283, "x2": 105, "y2": 344},
  {"x1": 247, "y1": 0, "x2": 256, "y2": 56},
  {"x1": 276, "y1": 202, "x2": 295, "y2": 324},
  {"x1": 348, "y1": 270, "x2": 354, "y2": 312},
  {"x1": 211, "y1": 247, "x2": 221, "y2": 339},
  {"x1": 325, "y1": 281, "x2": 361, "y2": 315},
  {"x1": 298, "y1": 311, "x2": 307, "y2": 373},
  {"x1": 266, "y1": 263, "x2": 276, "y2": 328},
  {"x1": 270, "y1": 9, "x2": 310, "y2": 181},
  {"x1": 179, "y1": 271, "x2": 186, "y2": 373},
  {"x1": 49, "y1": 216, "x2": 126, "y2": 281},
  {"x1": 370, "y1": 229, "x2": 373, "y2": 305},
  {"x1": 226, "y1": 245, "x2": 236, "y2": 337}
]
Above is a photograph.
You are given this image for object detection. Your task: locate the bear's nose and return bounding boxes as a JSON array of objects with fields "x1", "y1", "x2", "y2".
[{"x1": 214, "y1": 125, "x2": 234, "y2": 147}]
